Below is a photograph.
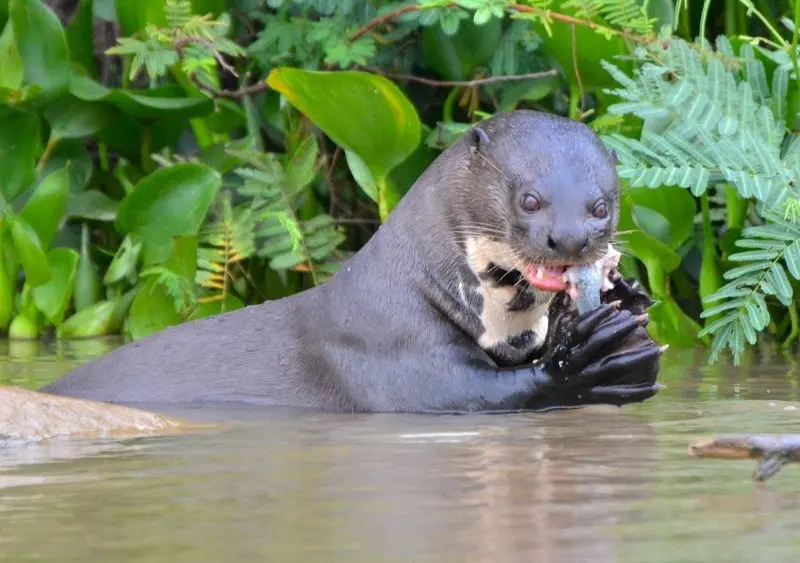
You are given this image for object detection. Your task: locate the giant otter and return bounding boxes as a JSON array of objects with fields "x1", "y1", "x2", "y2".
[{"x1": 41, "y1": 110, "x2": 663, "y2": 413}]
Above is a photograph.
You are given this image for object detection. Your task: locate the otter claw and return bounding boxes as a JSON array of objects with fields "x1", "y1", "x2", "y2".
[
  {"x1": 608, "y1": 300, "x2": 622, "y2": 309},
  {"x1": 659, "y1": 344, "x2": 670, "y2": 354},
  {"x1": 635, "y1": 314, "x2": 649, "y2": 325}
]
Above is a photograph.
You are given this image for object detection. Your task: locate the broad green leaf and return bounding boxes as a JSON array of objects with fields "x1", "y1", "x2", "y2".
[
  {"x1": 127, "y1": 277, "x2": 182, "y2": 340},
  {"x1": 647, "y1": 298, "x2": 703, "y2": 346},
  {"x1": 73, "y1": 223, "x2": 101, "y2": 311},
  {"x1": 40, "y1": 139, "x2": 92, "y2": 192},
  {"x1": 267, "y1": 68, "x2": 421, "y2": 215},
  {"x1": 66, "y1": 0, "x2": 95, "y2": 75},
  {"x1": 10, "y1": 0, "x2": 71, "y2": 99},
  {"x1": 345, "y1": 150, "x2": 378, "y2": 201},
  {"x1": 115, "y1": 163, "x2": 222, "y2": 265},
  {"x1": 57, "y1": 299, "x2": 116, "y2": 338},
  {"x1": 8, "y1": 215, "x2": 51, "y2": 286},
  {"x1": 44, "y1": 96, "x2": 113, "y2": 141},
  {"x1": 115, "y1": 0, "x2": 166, "y2": 36},
  {"x1": 627, "y1": 185, "x2": 696, "y2": 250},
  {"x1": 32, "y1": 247, "x2": 79, "y2": 326},
  {"x1": 103, "y1": 233, "x2": 141, "y2": 284},
  {"x1": 8, "y1": 311, "x2": 37, "y2": 338},
  {"x1": 70, "y1": 76, "x2": 214, "y2": 120},
  {"x1": 531, "y1": 3, "x2": 632, "y2": 92},
  {"x1": 421, "y1": 16, "x2": 502, "y2": 81},
  {"x1": 66, "y1": 189, "x2": 118, "y2": 221},
  {"x1": 0, "y1": 19, "x2": 22, "y2": 89},
  {"x1": 165, "y1": 234, "x2": 197, "y2": 282},
  {"x1": 0, "y1": 106, "x2": 40, "y2": 200},
  {"x1": 19, "y1": 165, "x2": 70, "y2": 249}
]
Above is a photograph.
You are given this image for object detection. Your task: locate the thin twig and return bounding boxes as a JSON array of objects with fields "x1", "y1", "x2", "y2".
[
  {"x1": 373, "y1": 69, "x2": 558, "y2": 88},
  {"x1": 348, "y1": 4, "x2": 422, "y2": 42},
  {"x1": 570, "y1": 24, "x2": 586, "y2": 119},
  {"x1": 173, "y1": 36, "x2": 239, "y2": 77},
  {"x1": 508, "y1": 3, "x2": 648, "y2": 43}
]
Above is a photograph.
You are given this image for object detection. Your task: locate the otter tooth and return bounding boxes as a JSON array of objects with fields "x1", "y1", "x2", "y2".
[{"x1": 535, "y1": 268, "x2": 544, "y2": 280}]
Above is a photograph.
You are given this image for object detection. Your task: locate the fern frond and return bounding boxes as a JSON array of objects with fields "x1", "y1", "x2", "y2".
[
  {"x1": 699, "y1": 210, "x2": 800, "y2": 363},
  {"x1": 196, "y1": 194, "x2": 257, "y2": 305},
  {"x1": 226, "y1": 137, "x2": 346, "y2": 284},
  {"x1": 601, "y1": 37, "x2": 799, "y2": 210},
  {"x1": 165, "y1": 0, "x2": 193, "y2": 28}
]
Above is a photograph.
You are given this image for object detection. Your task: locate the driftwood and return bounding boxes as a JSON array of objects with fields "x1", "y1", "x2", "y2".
[{"x1": 689, "y1": 435, "x2": 800, "y2": 481}]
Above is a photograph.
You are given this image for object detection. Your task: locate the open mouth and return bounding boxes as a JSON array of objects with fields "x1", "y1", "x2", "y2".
[{"x1": 522, "y1": 264, "x2": 571, "y2": 293}]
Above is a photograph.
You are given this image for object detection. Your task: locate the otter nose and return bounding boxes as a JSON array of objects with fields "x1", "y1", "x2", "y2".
[{"x1": 547, "y1": 228, "x2": 589, "y2": 258}]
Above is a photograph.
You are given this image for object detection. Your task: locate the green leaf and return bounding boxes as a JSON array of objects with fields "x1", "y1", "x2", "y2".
[
  {"x1": 164, "y1": 234, "x2": 198, "y2": 282},
  {"x1": 115, "y1": 163, "x2": 222, "y2": 265},
  {"x1": 103, "y1": 234, "x2": 142, "y2": 285},
  {"x1": 44, "y1": 96, "x2": 113, "y2": 141},
  {"x1": 8, "y1": 311, "x2": 37, "y2": 338},
  {"x1": 8, "y1": 215, "x2": 51, "y2": 287},
  {"x1": 127, "y1": 277, "x2": 182, "y2": 340},
  {"x1": 41, "y1": 139, "x2": 92, "y2": 193},
  {"x1": 70, "y1": 76, "x2": 214, "y2": 120},
  {"x1": 115, "y1": 0, "x2": 166, "y2": 36},
  {"x1": 66, "y1": 0, "x2": 95, "y2": 75},
  {"x1": 73, "y1": 223, "x2": 101, "y2": 311},
  {"x1": 532, "y1": 5, "x2": 632, "y2": 92},
  {"x1": 344, "y1": 150, "x2": 378, "y2": 201},
  {"x1": 0, "y1": 236, "x2": 13, "y2": 331},
  {"x1": 10, "y1": 0, "x2": 71, "y2": 100},
  {"x1": 32, "y1": 247, "x2": 79, "y2": 326},
  {"x1": 267, "y1": 68, "x2": 421, "y2": 216},
  {"x1": 647, "y1": 298, "x2": 703, "y2": 346},
  {"x1": 57, "y1": 299, "x2": 116, "y2": 338},
  {"x1": 19, "y1": 165, "x2": 70, "y2": 249},
  {"x1": 66, "y1": 189, "x2": 118, "y2": 221},
  {"x1": 0, "y1": 18, "x2": 22, "y2": 89},
  {"x1": 0, "y1": 106, "x2": 40, "y2": 201},
  {"x1": 626, "y1": 185, "x2": 696, "y2": 249},
  {"x1": 421, "y1": 16, "x2": 502, "y2": 81}
]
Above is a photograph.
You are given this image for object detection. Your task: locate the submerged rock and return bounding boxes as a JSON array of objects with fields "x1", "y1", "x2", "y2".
[{"x1": 0, "y1": 385, "x2": 200, "y2": 445}]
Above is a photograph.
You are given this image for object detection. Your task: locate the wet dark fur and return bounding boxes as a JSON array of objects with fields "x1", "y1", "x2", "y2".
[{"x1": 42, "y1": 111, "x2": 662, "y2": 413}]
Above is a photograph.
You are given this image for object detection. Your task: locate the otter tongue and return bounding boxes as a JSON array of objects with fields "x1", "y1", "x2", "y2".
[{"x1": 524, "y1": 265, "x2": 568, "y2": 292}]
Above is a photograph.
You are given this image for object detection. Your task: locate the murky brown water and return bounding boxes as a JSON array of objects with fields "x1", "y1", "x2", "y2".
[{"x1": 1, "y1": 339, "x2": 800, "y2": 562}]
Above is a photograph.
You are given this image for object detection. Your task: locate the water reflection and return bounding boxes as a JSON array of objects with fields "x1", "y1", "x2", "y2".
[{"x1": 0, "y1": 343, "x2": 799, "y2": 561}]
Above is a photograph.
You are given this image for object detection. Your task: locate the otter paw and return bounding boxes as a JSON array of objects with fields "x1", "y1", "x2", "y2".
[
  {"x1": 600, "y1": 276, "x2": 654, "y2": 316},
  {"x1": 541, "y1": 304, "x2": 644, "y2": 378},
  {"x1": 530, "y1": 304, "x2": 664, "y2": 408}
]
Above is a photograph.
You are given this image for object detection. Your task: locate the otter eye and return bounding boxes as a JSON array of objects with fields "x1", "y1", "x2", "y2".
[
  {"x1": 593, "y1": 202, "x2": 608, "y2": 219},
  {"x1": 520, "y1": 193, "x2": 541, "y2": 213}
]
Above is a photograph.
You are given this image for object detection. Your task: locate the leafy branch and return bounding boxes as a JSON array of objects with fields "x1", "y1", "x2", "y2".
[{"x1": 600, "y1": 34, "x2": 800, "y2": 363}]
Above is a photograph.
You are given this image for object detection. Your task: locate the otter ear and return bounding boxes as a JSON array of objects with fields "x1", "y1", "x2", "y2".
[
  {"x1": 608, "y1": 149, "x2": 618, "y2": 164},
  {"x1": 465, "y1": 127, "x2": 490, "y2": 154}
]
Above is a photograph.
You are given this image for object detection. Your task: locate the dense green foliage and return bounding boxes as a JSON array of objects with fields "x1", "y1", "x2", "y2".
[{"x1": 0, "y1": 0, "x2": 799, "y2": 365}]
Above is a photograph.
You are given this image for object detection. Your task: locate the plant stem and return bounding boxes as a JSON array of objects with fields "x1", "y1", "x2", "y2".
[
  {"x1": 699, "y1": 0, "x2": 711, "y2": 42},
  {"x1": 783, "y1": 302, "x2": 800, "y2": 348},
  {"x1": 36, "y1": 139, "x2": 59, "y2": 172},
  {"x1": 443, "y1": 87, "x2": 461, "y2": 122},
  {"x1": 792, "y1": 0, "x2": 800, "y2": 95}
]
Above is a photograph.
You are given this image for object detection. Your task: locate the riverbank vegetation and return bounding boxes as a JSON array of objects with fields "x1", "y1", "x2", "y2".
[{"x1": 1, "y1": 0, "x2": 799, "y2": 364}]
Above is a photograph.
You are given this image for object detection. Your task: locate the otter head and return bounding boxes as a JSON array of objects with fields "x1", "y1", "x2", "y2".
[{"x1": 458, "y1": 110, "x2": 620, "y2": 295}]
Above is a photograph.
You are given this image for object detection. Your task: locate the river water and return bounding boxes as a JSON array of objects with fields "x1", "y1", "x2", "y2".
[{"x1": 1, "y1": 338, "x2": 799, "y2": 562}]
